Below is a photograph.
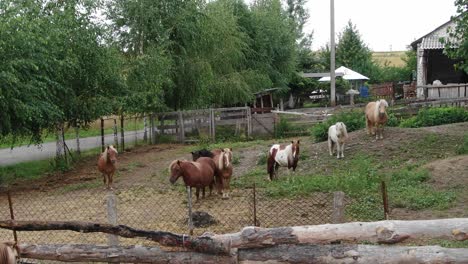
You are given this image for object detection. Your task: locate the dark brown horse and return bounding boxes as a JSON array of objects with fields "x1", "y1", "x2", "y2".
[
  {"x1": 97, "y1": 145, "x2": 118, "y2": 190},
  {"x1": 267, "y1": 140, "x2": 300, "y2": 180},
  {"x1": 169, "y1": 157, "x2": 216, "y2": 201}
]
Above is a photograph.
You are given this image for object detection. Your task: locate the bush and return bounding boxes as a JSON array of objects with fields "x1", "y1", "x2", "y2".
[
  {"x1": 399, "y1": 107, "x2": 468, "y2": 128},
  {"x1": 310, "y1": 110, "x2": 365, "y2": 142}
]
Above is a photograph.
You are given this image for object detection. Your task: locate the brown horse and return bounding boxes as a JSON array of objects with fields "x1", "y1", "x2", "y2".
[
  {"x1": 365, "y1": 99, "x2": 389, "y2": 140},
  {"x1": 97, "y1": 145, "x2": 118, "y2": 190},
  {"x1": 212, "y1": 148, "x2": 233, "y2": 199},
  {"x1": 0, "y1": 242, "x2": 19, "y2": 264},
  {"x1": 169, "y1": 157, "x2": 216, "y2": 201},
  {"x1": 267, "y1": 140, "x2": 300, "y2": 181}
]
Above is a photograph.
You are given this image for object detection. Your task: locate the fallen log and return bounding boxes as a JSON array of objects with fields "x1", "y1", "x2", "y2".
[
  {"x1": 238, "y1": 244, "x2": 468, "y2": 264},
  {"x1": 18, "y1": 243, "x2": 468, "y2": 263},
  {"x1": 2, "y1": 218, "x2": 468, "y2": 253},
  {"x1": 18, "y1": 244, "x2": 236, "y2": 263},
  {"x1": 213, "y1": 218, "x2": 468, "y2": 248},
  {"x1": 0, "y1": 220, "x2": 228, "y2": 254}
]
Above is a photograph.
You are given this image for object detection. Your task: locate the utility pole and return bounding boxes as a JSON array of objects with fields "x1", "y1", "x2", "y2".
[{"x1": 330, "y1": 0, "x2": 336, "y2": 107}]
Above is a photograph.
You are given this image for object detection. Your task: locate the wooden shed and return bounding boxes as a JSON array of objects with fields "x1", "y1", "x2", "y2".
[
  {"x1": 411, "y1": 18, "x2": 468, "y2": 99},
  {"x1": 252, "y1": 88, "x2": 280, "y2": 114}
]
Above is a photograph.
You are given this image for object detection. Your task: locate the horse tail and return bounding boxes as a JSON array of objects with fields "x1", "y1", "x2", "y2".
[{"x1": 267, "y1": 148, "x2": 278, "y2": 175}]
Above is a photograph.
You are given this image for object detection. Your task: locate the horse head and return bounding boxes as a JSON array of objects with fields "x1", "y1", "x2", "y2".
[
  {"x1": 106, "y1": 145, "x2": 118, "y2": 165},
  {"x1": 336, "y1": 122, "x2": 348, "y2": 139},
  {"x1": 219, "y1": 148, "x2": 233, "y2": 168},
  {"x1": 291, "y1": 140, "x2": 300, "y2": 160},
  {"x1": 169, "y1": 160, "x2": 183, "y2": 184},
  {"x1": 376, "y1": 99, "x2": 389, "y2": 119}
]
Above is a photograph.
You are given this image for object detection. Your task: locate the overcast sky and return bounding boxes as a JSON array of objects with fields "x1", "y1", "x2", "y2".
[{"x1": 247, "y1": 0, "x2": 458, "y2": 52}]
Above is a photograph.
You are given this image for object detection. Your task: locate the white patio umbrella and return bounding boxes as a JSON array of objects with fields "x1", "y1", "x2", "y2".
[{"x1": 318, "y1": 66, "x2": 369, "y2": 82}]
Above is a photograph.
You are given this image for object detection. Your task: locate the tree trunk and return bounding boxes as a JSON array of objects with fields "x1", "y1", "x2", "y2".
[
  {"x1": 75, "y1": 127, "x2": 80, "y2": 155},
  {"x1": 2, "y1": 219, "x2": 468, "y2": 254},
  {"x1": 213, "y1": 218, "x2": 468, "y2": 248},
  {"x1": 238, "y1": 244, "x2": 468, "y2": 264},
  {"x1": 18, "y1": 244, "x2": 236, "y2": 263},
  {"x1": 288, "y1": 93, "x2": 295, "y2": 108},
  {"x1": 0, "y1": 220, "x2": 228, "y2": 254},
  {"x1": 17, "y1": 244, "x2": 468, "y2": 263}
]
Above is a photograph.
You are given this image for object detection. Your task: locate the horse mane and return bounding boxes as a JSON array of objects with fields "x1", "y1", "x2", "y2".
[
  {"x1": 0, "y1": 242, "x2": 18, "y2": 264},
  {"x1": 168, "y1": 160, "x2": 180, "y2": 171}
]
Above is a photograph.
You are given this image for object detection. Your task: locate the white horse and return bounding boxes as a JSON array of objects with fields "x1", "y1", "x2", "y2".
[
  {"x1": 267, "y1": 140, "x2": 300, "y2": 180},
  {"x1": 365, "y1": 99, "x2": 389, "y2": 140},
  {"x1": 328, "y1": 122, "x2": 348, "y2": 159}
]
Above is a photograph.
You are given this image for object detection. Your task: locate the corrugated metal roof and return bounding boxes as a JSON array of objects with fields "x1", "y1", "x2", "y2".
[{"x1": 420, "y1": 37, "x2": 445, "y2": 49}]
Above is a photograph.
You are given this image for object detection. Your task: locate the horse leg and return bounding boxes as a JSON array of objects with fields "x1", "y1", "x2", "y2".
[
  {"x1": 375, "y1": 124, "x2": 380, "y2": 140},
  {"x1": 267, "y1": 155, "x2": 274, "y2": 181},
  {"x1": 109, "y1": 172, "x2": 114, "y2": 190},
  {"x1": 336, "y1": 142, "x2": 341, "y2": 159},
  {"x1": 380, "y1": 125, "x2": 385, "y2": 139},
  {"x1": 202, "y1": 187, "x2": 206, "y2": 198},
  {"x1": 222, "y1": 177, "x2": 229, "y2": 199},
  {"x1": 274, "y1": 163, "x2": 280, "y2": 179},
  {"x1": 366, "y1": 117, "x2": 371, "y2": 135},
  {"x1": 341, "y1": 142, "x2": 345, "y2": 158},
  {"x1": 328, "y1": 137, "x2": 333, "y2": 156},
  {"x1": 195, "y1": 187, "x2": 200, "y2": 202}
]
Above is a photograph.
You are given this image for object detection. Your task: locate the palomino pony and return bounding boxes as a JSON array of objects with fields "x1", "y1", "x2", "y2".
[
  {"x1": 97, "y1": 145, "x2": 118, "y2": 190},
  {"x1": 0, "y1": 241, "x2": 19, "y2": 264},
  {"x1": 365, "y1": 99, "x2": 389, "y2": 140},
  {"x1": 212, "y1": 148, "x2": 233, "y2": 199},
  {"x1": 267, "y1": 140, "x2": 300, "y2": 181},
  {"x1": 328, "y1": 122, "x2": 348, "y2": 159},
  {"x1": 169, "y1": 157, "x2": 216, "y2": 201},
  {"x1": 192, "y1": 148, "x2": 233, "y2": 199}
]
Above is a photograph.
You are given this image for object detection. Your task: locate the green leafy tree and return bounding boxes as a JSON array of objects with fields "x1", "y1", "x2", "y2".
[
  {"x1": 336, "y1": 21, "x2": 376, "y2": 80},
  {"x1": 444, "y1": 0, "x2": 468, "y2": 73}
]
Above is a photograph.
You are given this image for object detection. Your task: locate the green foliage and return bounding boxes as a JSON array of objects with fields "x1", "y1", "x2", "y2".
[
  {"x1": 310, "y1": 110, "x2": 365, "y2": 142},
  {"x1": 456, "y1": 134, "x2": 468, "y2": 155},
  {"x1": 443, "y1": 0, "x2": 468, "y2": 73},
  {"x1": 386, "y1": 112, "x2": 401, "y2": 127},
  {"x1": 399, "y1": 107, "x2": 468, "y2": 128},
  {"x1": 335, "y1": 21, "x2": 374, "y2": 80},
  {"x1": 247, "y1": 154, "x2": 456, "y2": 221}
]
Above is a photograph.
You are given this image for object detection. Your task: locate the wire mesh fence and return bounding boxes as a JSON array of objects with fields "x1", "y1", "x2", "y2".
[{"x1": 0, "y1": 186, "x2": 346, "y2": 247}]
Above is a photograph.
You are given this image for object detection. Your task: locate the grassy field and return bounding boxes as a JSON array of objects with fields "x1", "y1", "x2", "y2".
[{"x1": 372, "y1": 51, "x2": 406, "y2": 67}]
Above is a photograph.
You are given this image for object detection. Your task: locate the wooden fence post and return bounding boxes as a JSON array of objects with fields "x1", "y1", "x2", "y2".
[
  {"x1": 101, "y1": 118, "x2": 105, "y2": 152},
  {"x1": 106, "y1": 191, "x2": 119, "y2": 264},
  {"x1": 113, "y1": 119, "x2": 118, "y2": 149},
  {"x1": 187, "y1": 187, "x2": 194, "y2": 235},
  {"x1": 178, "y1": 111, "x2": 185, "y2": 143},
  {"x1": 381, "y1": 181, "x2": 389, "y2": 220},
  {"x1": 210, "y1": 109, "x2": 216, "y2": 142},
  {"x1": 120, "y1": 115, "x2": 125, "y2": 152},
  {"x1": 143, "y1": 116, "x2": 148, "y2": 143},
  {"x1": 7, "y1": 191, "x2": 18, "y2": 244},
  {"x1": 253, "y1": 183, "x2": 258, "y2": 226},
  {"x1": 246, "y1": 107, "x2": 252, "y2": 139},
  {"x1": 332, "y1": 191, "x2": 345, "y2": 224}
]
